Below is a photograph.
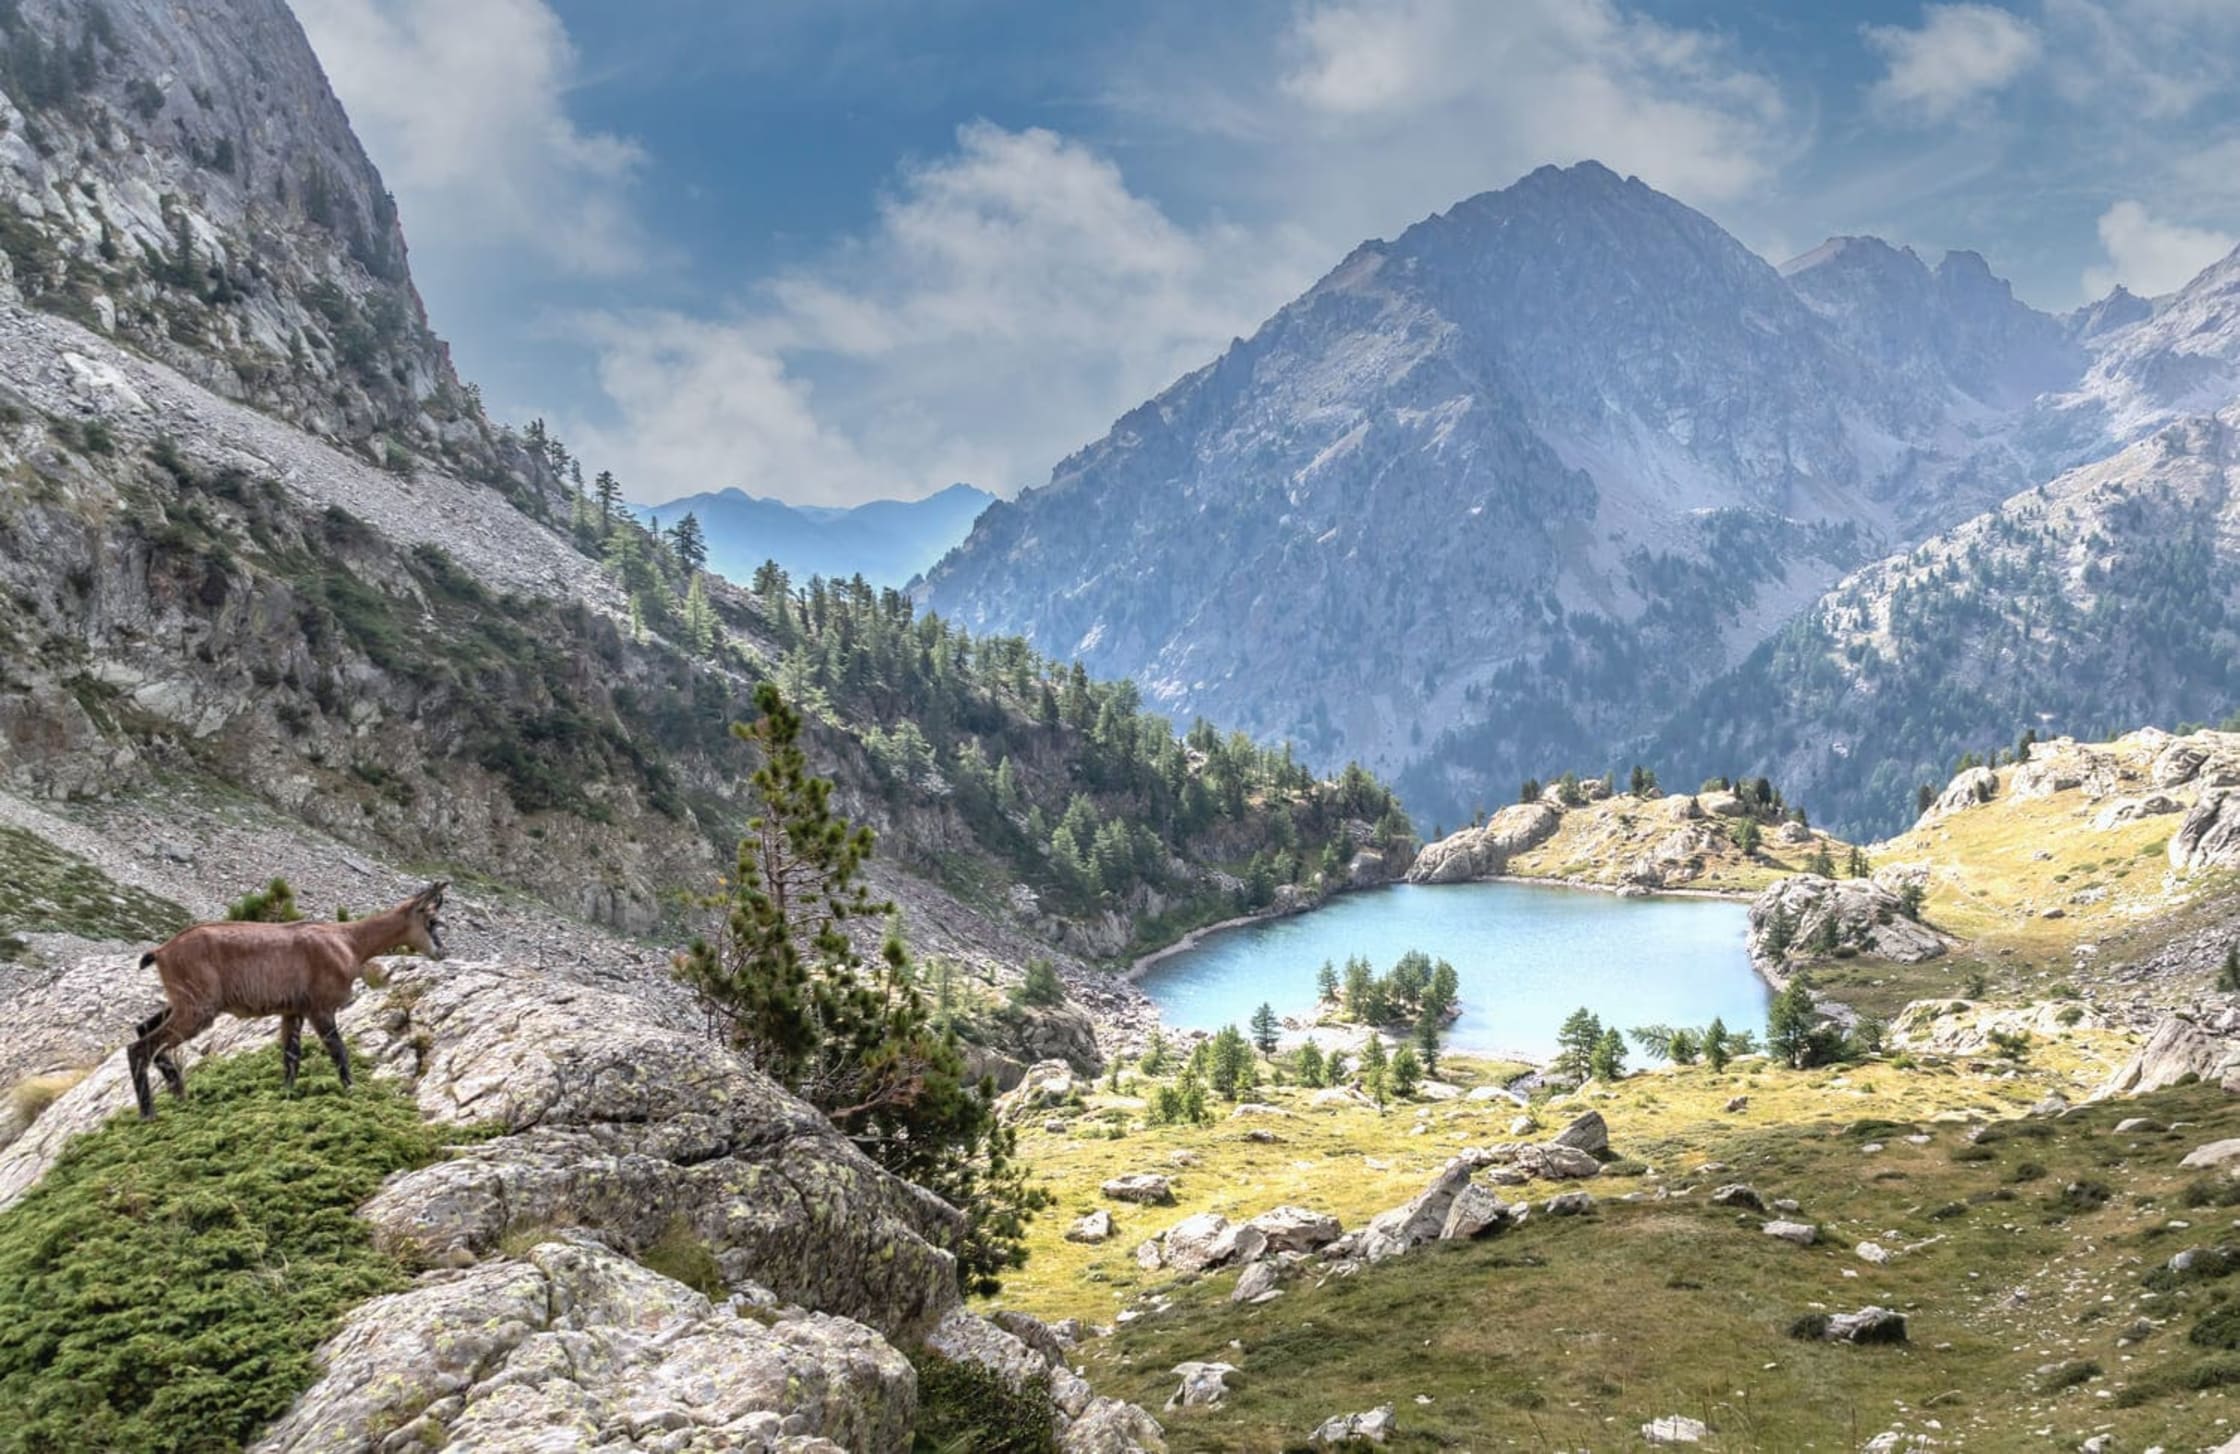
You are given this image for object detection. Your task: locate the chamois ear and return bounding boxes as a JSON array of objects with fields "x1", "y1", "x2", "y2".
[{"x1": 417, "y1": 880, "x2": 448, "y2": 909}]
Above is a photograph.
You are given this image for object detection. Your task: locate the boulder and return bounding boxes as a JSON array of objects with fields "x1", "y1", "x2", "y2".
[
  {"x1": 1158, "y1": 1213, "x2": 1267, "y2": 1275},
  {"x1": 1247, "y1": 1205, "x2": 1342, "y2": 1254},
  {"x1": 1642, "y1": 1415, "x2": 1710, "y2": 1444},
  {"x1": 1776, "y1": 820, "x2": 1813, "y2": 845},
  {"x1": 1068, "y1": 1210, "x2": 1115, "y2": 1244},
  {"x1": 2114, "y1": 1117, "x2": 2167, "y2": 1134},
  {"x1": 1439, "y1": 1183, "x2": 1514, "y2": 1240},
  {"x1": 1541, "y1": 1192, "x2": 1595, "y2": 1216},
  {"x1": 2173, "y1": 791, "x2": 2240, "y2": 872},
  {"x1": 1709, "y1": 1184, "x2": 1766, "y2": 1212},
  {"x1": 1135, "y1": 1239, "x2": 1164, "y2": 1271},
  {"x1": 2097, "y1": 1015, "x2": 2240, "y2": 1098},
  {"x1": 997, "y1": 1059, "x2": 1078, "y2": 1120},
  {"x1": 1856, "y1": 1241, "x2": 1892, "y2": 1266},
  {"x1": 1102, "y1": 1173, "x2": 1176, "y2": 1205},
  {"x1": 1763, "y1": 1220, "x2": 1818, "y2": 1246},
  {"x1": 2092, "y1": 794, "x2": 2182, "y2": 829},
  {"x1": 1361, "y1": 1158, "x2": 1475, "y2": 1261},
  {"x1": 1822, "y1": 1306, "x2": 1908, "y2": 1344},
  {"x1": 1549, "y1": 1110, "x2": 1609, "y2": 1155},
  {"x1": 251, "y1": 1236, "x2": 916, "y2": 1454},
  {"x1": 2182, "y1": 1139, "x2": 2240, "y2": 1169},
  {"x1": 1165, "y1": 1361, "x2": 1238, "y2": 1410},
  {"x1": 1309, "y1": 1405, "x2": 1396, "y2": 1446},
  {"x1": 1060, "y1": 1399, "x2": 1167, "y2": 1454},
  {"x1": 1514, "y1": 1143, "x2": 1602, "y2": 1180},
  {"x1": 1232, "y1": 1261, "x2": 1282, "y2": 1303}
]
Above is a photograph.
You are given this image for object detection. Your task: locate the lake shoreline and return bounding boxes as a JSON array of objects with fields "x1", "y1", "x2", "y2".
[{"x1": 1129, "y1": 877, "x2": 1770, "y2": 1059}]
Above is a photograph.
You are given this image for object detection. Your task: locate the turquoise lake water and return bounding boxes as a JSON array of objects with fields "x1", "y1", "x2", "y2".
[{"x1": 1134, "y1": 882, "x2": 1768, "y2": 1062}]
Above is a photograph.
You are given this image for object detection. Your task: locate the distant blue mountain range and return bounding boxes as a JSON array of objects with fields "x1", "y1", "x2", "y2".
[{"x1": 632, "y1": 483, "x2": 994, "y2": 590}]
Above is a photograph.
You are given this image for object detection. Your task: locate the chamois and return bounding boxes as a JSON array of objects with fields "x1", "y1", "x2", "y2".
[{"x1": 127, "y1": 882, "x2": 448, "y2": 1118}]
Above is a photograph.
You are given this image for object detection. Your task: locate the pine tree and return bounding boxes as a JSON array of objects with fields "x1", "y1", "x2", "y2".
[
  {"x1": 1139, "y1": 1027, "x2": 1169, "y2": 1075},
  {"x1": 1295, "y1": 1037, "x2": 1326, "y2": 1088},
  {"x1": 1847, "y1": 844, "x2": 1870, "y2": 878},
  {"x1": 592, "y1": 470, "x2": 622, "y2": 536},
  {"x1": 1809, "y1": 844, "x2": 1836, "y2": 877},
  {"x1": 1553, "y1": 1008, "x2": 1602, "y2": 1081},
  {"x1": 669, "y1": 512, "x2": 708, "y2": 575},
  {"x1": 1389, "y1": 1045, "x2": 1422, "y2": 1098},
  {"x1": 1588, "y1": 1027, "x2": 1626, "y2": 1082},
  {"x1": 1765, "y1": 979, "x2": 1821, "y2": 1069},
  {"x1": 1250, "y1": 1002, "x2": 1281, "y2": 1057},
  {"x1": 683, "y1": 573, "x2": 718, "y2": 657},
  {"x1": 673, "y1": 683, "x2": 1049, "y2": 1291},
  {"x1": 2220, "y1": 943, "x2": 2240, "y2": 993},
  {"x1": 1359, "y1": 1036, "x2": 1389, "y2": 1107},
  {"x1": 1315, "y1": 958, "x2": 1339, "y2": 1002},
  {"x1": 1699, "y1": 1016, "x2": 1729, "y2": 1071},
  {"x1": 1412, "y1": 1009, "x2": 1441, "y2": 1078}
]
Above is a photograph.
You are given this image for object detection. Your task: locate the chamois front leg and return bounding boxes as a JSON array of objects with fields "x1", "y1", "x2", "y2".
[
  {"x1": 279, "y1": 1014, "x2": 303, "y2": 1090},
  {"x1": 311, "y1": 1012, "x2": 351, "y2": 1090}
]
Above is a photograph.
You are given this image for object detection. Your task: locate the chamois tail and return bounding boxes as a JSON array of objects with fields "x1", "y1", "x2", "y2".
[{"x1": 139, "y1": 950, "x2": 157, "y2": 970}]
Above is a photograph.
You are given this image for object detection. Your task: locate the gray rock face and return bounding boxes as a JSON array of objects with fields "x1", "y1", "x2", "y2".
[
  {"x1": 1407, "y1": 804, "x2": 1561, "y2": 884},
  {"x1": 1549, "y1": 1110, "x2": 1609, "y2": 1154},
  {"x1": 2173, "y1": 790, "x2": 2240, "y2": 872},
  {"x1": 0, "y1": 959, "x2": 967, "y2": 1344},
  {"x1": 1764, "y1": 1220, "x2": 1819, "y2": 1246},
  {"x1": 252, "y1": 1236, "x2": 917, "y2": 1454},
  {"x1": 1512, "y1": 1143, "x2": 1601, "y2": 1180},
  {"x1": 1439, "y1": 1183, "x2": 1514, "y2": 1240},
  {"x1": 1748, "y1": 875, "x2": 1948, "y2": 966},
  {"x1": 1309, "y1": 1404, "x2": 1396, "y2": 1446},
  {"x1": 0, "y1": 0, "x2": 477, "y2": 456},
  {"x1": 1232, "y1": 1261, "x2": 1283, "y2": 1302},
  {"x1": 1821, "y1": 1306, "x2": 1909, "y2": 1344},
  {"x1": 1360, "y1": 1158, "x2": 1475, "y2": 1261},
  {"x1": 1103, "y1": 1173, "x2": 1177, "y2": 1205},
  {"x1": 1247, "y1": 1204, "x2": 1343, "y2": 1254},
  {"x1": 1157, "y1": 1213, "x2": 1268, "y2": 1275},
  {"x1": 2098, "y1": 1014, "x2": 2240, "y2": 1098}
]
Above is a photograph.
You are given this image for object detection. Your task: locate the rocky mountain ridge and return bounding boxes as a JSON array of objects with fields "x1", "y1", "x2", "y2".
[
  {"x1": 633, "y1": 482, "x2": 995, "y2": 591},
  {"x1": 920, "y1": 161, "x2": 2128, "y2": 828},
  {"x1": 920, "y1": 160, "x2": 2240, "y2": 837}
]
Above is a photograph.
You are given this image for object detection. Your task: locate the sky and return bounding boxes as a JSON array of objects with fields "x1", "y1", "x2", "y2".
[{"x1": 290, "y1": 0, "x2": 2240, "y2": 509}]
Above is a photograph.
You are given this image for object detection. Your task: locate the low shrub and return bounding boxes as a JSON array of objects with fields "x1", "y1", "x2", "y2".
[
  {"x1": 911, "y1": 1352, "x2": 1057, "y2": 1454},
  {"x1": 0, "y1": 1046, "x2": 450, "y2": 1451}
]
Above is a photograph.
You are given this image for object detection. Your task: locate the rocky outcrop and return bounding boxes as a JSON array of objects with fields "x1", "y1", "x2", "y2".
[
  {"x1": 2097, "y1": 1011, "x2": 2240, "y2": 1098},
  {"x1": 1889, "y1": 998, "x2": 2108, "y2": 1057},
  {"x1": 1407, "y1": 803, "x2": 1561, "y2": 884},
  {"x1": 0, "y1": 958, "x2": 966, "y2": 1343},
  {"x1": 2172, "y1": 790, "x2": 2240, "y2": 872},
  {"x1": 1748, "y1": 875, "x2": 1949, "y2": 966},
  {"x1": 253, "y1": 1235, "x2": 917, "y2": 1454},
  {"x1": 1247, "y1": 1205, "x2": 1343, "y2": 1254},
  {"x1": 1917, "y1": 766, "x2": 1998, "y2": 826}
]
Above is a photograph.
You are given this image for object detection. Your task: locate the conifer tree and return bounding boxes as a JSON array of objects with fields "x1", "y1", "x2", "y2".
[
  {"x1": 1250, "y1": 1002, "x2": 1281, "y2": 1057},
  {"x1": 1588, "y1": 1027, "x2": 1626, "y2": 1082},
  {"x1": 2221, "y1": 943, "x2": 2240, "y2": 993},
  {"x1": 1702, "y1": 1015, "x2": 1732, "y2": 1071},
  {"x1": 669, "y1": 512, "x2": 708, "y2": 575},
  {"x1": 683, "y1": 574, "x2": 718, "y2": 657},
  {"x1": 1389, "y1": 1045, "x2": 1422, "y2": 1098},
  {"x1": 1295, "y1": 1037, "x2": 1326, "y2": 1088},
  {"x1": 592, "y1": 470, "x2": 622, "y2": 536},
  {"x1": 1359, "y1": 1036, "x2": 1389, "y2": 1107},
  {"x1": 1553, "y1": 1007, "x2": 1602, "y2": 1081}
]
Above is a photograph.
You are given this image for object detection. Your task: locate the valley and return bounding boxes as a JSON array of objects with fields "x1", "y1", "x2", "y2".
[{"x1": 4, "y1": 0, "x2": 2240, "y2": 1450}]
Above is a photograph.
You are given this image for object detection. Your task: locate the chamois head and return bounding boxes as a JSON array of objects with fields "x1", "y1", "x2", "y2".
[{"x1": 401, "y1": 881, "x2": 449, "y2": 960}]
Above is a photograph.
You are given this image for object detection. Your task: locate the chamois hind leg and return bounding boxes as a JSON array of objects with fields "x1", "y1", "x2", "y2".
[
  {"x1": 126, "y1": 1008, "x2": 167, "y2": 1119},
  {"x1": 279, "y1": 1014, "x2": 304, "y2": 1090},
  {"x1": 312, "y1": 1012, "x2": 351, "y2": 1090},
  {"x1": 155, "y1": 1005, "x2": 215, "y2": 1104}
]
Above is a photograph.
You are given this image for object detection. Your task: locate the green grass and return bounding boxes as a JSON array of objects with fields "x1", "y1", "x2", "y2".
[
  {"x1": 0, "y1": 824, "x2": 191, "y2": 957},
  {"x1": 1019, "y1": 1075, "x2": 2240, "y2": 1451},
  {"x1": 0, "y1": 1048, "x2": 452, "y2": 1453}
]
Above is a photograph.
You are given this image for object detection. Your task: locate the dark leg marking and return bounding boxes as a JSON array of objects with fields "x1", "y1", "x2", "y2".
[
  {"x1": 313, "y1": 1013, "x2": 351, "y2": 1090},
  {"x1": 280, "y1": 1014, "x2": 303, "y2": 1090}
]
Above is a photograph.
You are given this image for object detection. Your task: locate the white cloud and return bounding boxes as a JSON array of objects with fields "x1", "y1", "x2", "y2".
[
  {"x1": 293, "y1": 0, "x2": 647, "y2": 275},
  {"x1": 568, "y1": 123, "x2": 1324, "y2": 508},
  {"x1": 1272, "y1": 0, "x2": 1791, "y2": 209},
  {"x1": 1865, "y1": 4, "x2": 2042, "y2": 123},
  {"x1": 2081, "y1": 200, "x2": 2236, "y2": 297},
  {"x1": 2044, "y1": 0, "x2": 2240, "y2": 120}
]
